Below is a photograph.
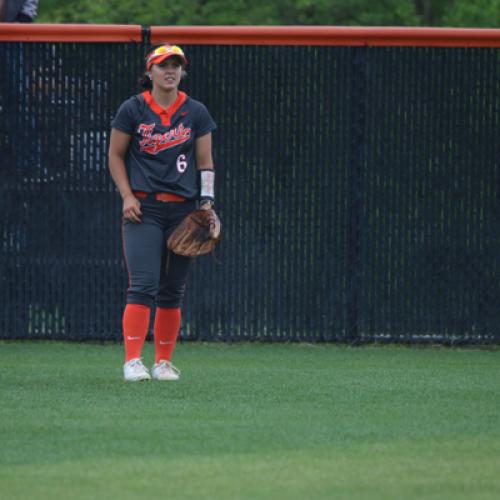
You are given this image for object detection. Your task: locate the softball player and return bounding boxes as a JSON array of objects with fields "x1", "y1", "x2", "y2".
[{"x1": 108, "y1": 44, "x2": 217, "y2": 381}]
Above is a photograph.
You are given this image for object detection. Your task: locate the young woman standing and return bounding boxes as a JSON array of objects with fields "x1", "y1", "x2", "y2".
[{"x1": 108, "y1": 44, "x2": 217, "y2": 381}]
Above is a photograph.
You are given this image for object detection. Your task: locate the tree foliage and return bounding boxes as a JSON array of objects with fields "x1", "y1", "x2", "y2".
[{"x1": 37, "y1": 0, "x2": 500, "y2": 27}]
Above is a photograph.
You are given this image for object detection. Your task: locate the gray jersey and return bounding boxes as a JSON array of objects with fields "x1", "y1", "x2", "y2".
[{"x1": 112, "y1": 91, "x2": 216, "y2": 199}]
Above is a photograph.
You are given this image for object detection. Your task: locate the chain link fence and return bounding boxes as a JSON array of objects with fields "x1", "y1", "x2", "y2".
[{"x1": 1, "y1": 33, "x2": 499, "y2": 343}]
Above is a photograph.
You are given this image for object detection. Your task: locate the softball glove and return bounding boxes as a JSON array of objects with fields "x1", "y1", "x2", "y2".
[{"x1": 167, "y1": 209, "x2": 222, "y2": 257}]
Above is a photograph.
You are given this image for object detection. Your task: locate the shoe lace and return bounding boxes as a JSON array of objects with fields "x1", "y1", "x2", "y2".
[
  {"x1": 128, "y1": 358, "x2": 147, "y2": 370},
  {"x1": 158, "y1": 360, "x2": 181, "y2": 376}
]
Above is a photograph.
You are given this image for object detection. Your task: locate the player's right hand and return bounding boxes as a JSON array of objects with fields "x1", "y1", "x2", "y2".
[{"x1": 122, "y1": 194, "x2": 142, "y2": 223}]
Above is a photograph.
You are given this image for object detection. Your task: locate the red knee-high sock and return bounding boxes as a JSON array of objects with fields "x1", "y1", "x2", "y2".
[
  {"x1": 154, "y1": 307, "x2": 181, "y2": 363},
  {"x1": 122, "y1": 304, "x2": 151, "y2": 362}
]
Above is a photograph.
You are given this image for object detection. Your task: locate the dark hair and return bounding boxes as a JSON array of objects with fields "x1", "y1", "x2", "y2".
[
  {"x1": 138, "y1": 42, "x2": 187, "y2": 91},
  {"x1": 138, "y1": 73, "x2": 153, "y2": 91}
]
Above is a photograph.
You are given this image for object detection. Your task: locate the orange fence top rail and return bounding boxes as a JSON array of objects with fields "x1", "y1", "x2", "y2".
[
  {"x1": 152, "y1": 26, "x2": 500, "y2": 47},
  {"x1": 1, "y1": 24, "x2": 500, "y2": 47},
  {"x1": 0, "y1": 24, "x2": 142, "y2": 42}
]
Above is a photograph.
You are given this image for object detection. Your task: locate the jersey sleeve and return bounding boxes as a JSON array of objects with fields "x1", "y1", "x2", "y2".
[
  {"x1": 111, "y1": 97, "x2": 138, "y2": 135},
  {"x1": 194, "y1": 103, "x2": 217, "y2": 138}
]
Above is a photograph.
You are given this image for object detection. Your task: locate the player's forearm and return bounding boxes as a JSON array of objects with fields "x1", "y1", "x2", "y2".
[{"x1": 108, "y1": 155, "x2": 134, "y2": 200}]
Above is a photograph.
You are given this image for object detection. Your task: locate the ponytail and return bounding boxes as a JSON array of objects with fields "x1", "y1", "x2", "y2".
[{"x1": 138, "y1": 73, "x2": 153, "y2": 91}]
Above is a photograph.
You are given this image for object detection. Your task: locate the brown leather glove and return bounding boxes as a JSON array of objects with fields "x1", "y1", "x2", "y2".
[{"x1": 167, "y1": 209, "x2": 222, "y2": 257}]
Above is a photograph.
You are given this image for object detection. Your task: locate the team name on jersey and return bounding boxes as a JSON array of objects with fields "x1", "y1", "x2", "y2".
[{"x1": 138, "y1": 123, "x2": 192, "y2": 154}]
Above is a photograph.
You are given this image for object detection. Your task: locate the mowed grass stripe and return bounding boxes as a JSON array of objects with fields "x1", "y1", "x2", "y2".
[
  {"x1": 2, "y1": 442, "x2": 500, "y2": 500},
  {"x1": 0, "y1": 342, "x2": 499, "y2": 500}
]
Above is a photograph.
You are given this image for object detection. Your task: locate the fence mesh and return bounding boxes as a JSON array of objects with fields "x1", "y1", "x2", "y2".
[{"x1": 0, "y1": 40, "x2": 498, "y2": 343}]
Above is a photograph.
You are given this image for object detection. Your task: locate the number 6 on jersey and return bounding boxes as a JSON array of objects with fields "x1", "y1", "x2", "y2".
[{"x1": 176, "y1": 154, "x2": 187, "y2": 173}]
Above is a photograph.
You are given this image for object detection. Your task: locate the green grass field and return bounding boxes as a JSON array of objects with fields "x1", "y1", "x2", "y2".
[{"x1": 0, "y1": 342, "x2": 499, "y2": 500}]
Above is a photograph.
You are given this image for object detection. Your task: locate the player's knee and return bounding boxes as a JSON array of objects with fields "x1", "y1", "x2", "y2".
[
  {"x1": 128, "y1": 272, "x2": 160, "y2": 296},
  {"x1": 126, "y1": 291, "x2": 155, "y2": 308},
  {"x1": 157, "y1": 282, "x2": 187, "y2": 308},
  {"x1": 127, "y1": 274, "x2": 160, "y2": 308}
]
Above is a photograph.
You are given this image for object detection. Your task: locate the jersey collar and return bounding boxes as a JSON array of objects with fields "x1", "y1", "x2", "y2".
[{"x1": 142, "y1": 90, "x2": 187, "y2": 127}]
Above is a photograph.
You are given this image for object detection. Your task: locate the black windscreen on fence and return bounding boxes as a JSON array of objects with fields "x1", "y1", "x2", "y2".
[{"x1": 0, "y1": 40, "x2": 499, "y2": 343}]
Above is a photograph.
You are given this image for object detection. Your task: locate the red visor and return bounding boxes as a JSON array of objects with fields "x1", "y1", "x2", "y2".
[{"x1": 146, "y1": 45, "x2": 187, "y2": 70}]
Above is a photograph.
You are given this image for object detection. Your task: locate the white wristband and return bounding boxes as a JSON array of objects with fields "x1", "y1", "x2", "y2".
[{"x1": 200, "y1": 170, "x2": 215, "y2": 200}]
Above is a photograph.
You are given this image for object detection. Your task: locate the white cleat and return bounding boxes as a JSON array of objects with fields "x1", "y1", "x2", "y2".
[
  {"x1": 152, "y1": 360, "x2": 181, "y2": 381},
  {"x1": 123, "y1": 358, "x2": 151, "y2": 382}
]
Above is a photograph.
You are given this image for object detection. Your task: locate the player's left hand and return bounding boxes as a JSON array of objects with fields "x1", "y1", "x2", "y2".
[
  {"x1": 199, "y1": 202, "x2": 220, "y2": 237},
  {"x1": 206, "y1": 208, "x2": 221, "y2": 239}
]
